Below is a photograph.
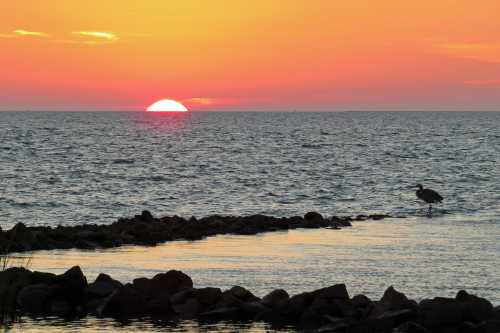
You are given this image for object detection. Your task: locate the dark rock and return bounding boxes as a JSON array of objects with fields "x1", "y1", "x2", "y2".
[
  {"x1": 262, "y1": 289, "x2": 289, "y2": 308},
  {"x1": 199, "y1": 306, "x2": 242, "y2": 321},
  {"x1": 172, "y1": 297, "x2": 201, "y2": 318},
  {"x1": 418, "y1": 297, "x2": 464, "y2": 328},
  {"x1": 17, "y1": 284, "x2": 59, "y2": 314},
  {"x1": 455, "y1": 290, "x2": 494, "y2": 323},
  {"x1": 50, "y1": 299, "x2": 72, "y2": 317},
  {"x1": 85, "y1": 274, "x2": 122, "y2": 298},
  {"x1": 0, "y1": 267, "x2": 33, "y2": 313},
  {"x1": 312, "y1": 284, "x2": 350, "y2": 300},
  {"x1": 240, "y1": 301, "x2": 270, "y2": 317},
  {"x1": 278, "y1": 292, "x2": 314, "y2": 319},
  {"x1": 54, "y1": 266, "x2": 87, "y2": 305},
  {"x1": 149, "y1": 270, "x2": 193, "y2": 298},
  {"x1": 2, "y1": 211, "x2": 393, "y2": 255},
  {"x1": 372, "y1": 286, "x2": 416, "y2": 317},
  {"x1": 396, "y1": 321, "x2": 430, "y2": 333},
  {"x1": 141, "y1": 210, "x2": 154, "y2": 221},
  {"x1": 132, "y1": 270, "x2": 193, "y2": 300},
  {"x1": 374, "y1": 309, "x2": 416, "y2": 330},
  {"x1": 100, "y1": 285, "x2": 148, "y2": 317},
  {"x1": 195, "y1": 287, "x2": 223, "y2": 308},
  {"x1": 476, "y1": 320, "x2": 500, "y2": 333},
  {"x1": 304, "y1": 211, "x2": 324, "y2": 223}
]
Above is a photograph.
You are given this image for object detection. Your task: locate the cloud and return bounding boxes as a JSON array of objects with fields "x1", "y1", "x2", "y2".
[
  {"x1": 72, "y1": 31, "x2": 118, "y2": 41},
  {"x1": 13, "y1": 30, "x2": 49, "y2": 37},
  {"x1": 464, "y1": 79, "x2": 500, "y2": 87},
  {"x1": 439, "y1": 42, "x2": 500, "y2": 63},
  {"x1": 183, "y1": 97, "x2": 217, "y2": 105}
]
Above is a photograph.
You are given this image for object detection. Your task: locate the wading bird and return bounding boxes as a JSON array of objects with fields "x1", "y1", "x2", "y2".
[{"x1": 416, "y1": 184, "x2": 443, "y2": 215}]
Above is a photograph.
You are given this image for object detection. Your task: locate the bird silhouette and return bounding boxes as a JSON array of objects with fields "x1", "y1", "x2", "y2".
[{"x1": 416, "y1": 184, "x2": 443, "y2": 215}]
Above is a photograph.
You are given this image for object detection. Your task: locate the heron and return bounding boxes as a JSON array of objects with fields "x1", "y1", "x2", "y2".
[{"x1": 416, "y1": 184, "x2": 443, "y2": 215}]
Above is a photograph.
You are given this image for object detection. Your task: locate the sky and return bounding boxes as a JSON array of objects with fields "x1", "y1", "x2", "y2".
[{"x1": 1, "y1": 0, "x2": 499, "y2": 111}]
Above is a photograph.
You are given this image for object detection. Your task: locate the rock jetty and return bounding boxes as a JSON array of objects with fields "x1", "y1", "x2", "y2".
[
  {"x1": 0, "y1": 211, "x2": 391, "y2": 255},
  {"x1": 1, "y1": 266, "x2": 499, "y2": 332}
]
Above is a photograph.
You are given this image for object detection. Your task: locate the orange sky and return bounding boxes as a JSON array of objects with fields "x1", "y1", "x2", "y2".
[{"x1": 1, "y1": 0, "x2": 499, "y2": 111}]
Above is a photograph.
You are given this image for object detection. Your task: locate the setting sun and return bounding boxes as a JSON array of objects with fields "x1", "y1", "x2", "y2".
[{"x1": 147, "y1": 99, "x2": 188, "y2": 112}]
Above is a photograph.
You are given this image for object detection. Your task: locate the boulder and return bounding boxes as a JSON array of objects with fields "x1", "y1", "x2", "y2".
[
  {"x1": 140, "y1": 210, "x2": 154, "y2": 221},
  {"x1": 17, "y1": 283, "x2": 59, "y2": 314},
  {"x1": 396, "y1": 321, "x2": 430, "y2": 333},
  {"x1": 172, "y1": 297, "x2": 201, "y2": 318},
  {"x1": 148, "y1": 270, "x2": 193, "y2": 298},
  {"x1": 85, "y1": 273, "x2": 123, "y2": 298},
  {"x1": 312, "y1": 284, "x2": 350, "y2": 300},
  {"x1": 418, "y1": 297, "x2": 464, "y2": 328},
  {"x1": 304, "y1": 212, "x2": 323, "y2": 223},
  {"x1": 54, "y1": 266, "x2": 87, "y2": 305},
  {"x1": 262, "y1": 289, "x2": 289, "y2": 308},
  {"x1": 455, "y1": 290, "x2": 494, "y2": 323},
  {"x1": 227, "y1": 285, "x2": 259, "y2": 302},
  {"x1": 195, "y1": 287, "x2": 222, "y2": 307},
  {"x1": 199, "y1": 306, "x2": 242, "y2": 321},
  {"x1": 99, "y1": 285, "x2": 148, "y2": 317},
  {"x1": 278, "y1": 292, "x2": 314, "y2": 319},
  {"x1": 372, "y1": 286, "x2": 416, "y2": 318}
]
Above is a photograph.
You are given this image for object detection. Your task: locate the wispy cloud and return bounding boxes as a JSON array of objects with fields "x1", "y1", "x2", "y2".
[
  {"x1": 183, "y1": 97, "x2": 217, "y2": 105},
  {"x1": 72, "y1": 31, "x2": 118, "y2": 41},
  {"x1": 13, "y1": 29, "x2": 49, "y2": 37},
  {"x1": 464, "y1": 79, "x2": 500, "y2": 87},
  {"x1": 439, "y1": 42, "x2": 500, "y2": 63}
]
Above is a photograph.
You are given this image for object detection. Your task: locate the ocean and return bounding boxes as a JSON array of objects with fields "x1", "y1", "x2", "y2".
[{"x1": 1, "y1": 111, "x2": 500, "y2": 331}]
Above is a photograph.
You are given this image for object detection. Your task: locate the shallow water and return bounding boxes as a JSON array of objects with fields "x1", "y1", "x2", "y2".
[{"x1": 16, "y1": 217, "x2": 500, "y2": 305}]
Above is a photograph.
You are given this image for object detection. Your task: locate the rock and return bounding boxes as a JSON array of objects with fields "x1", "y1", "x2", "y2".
[
  {"x1": 199, "y1": 306, "x2": 242, "y2": 321},
  {"x1": 172, "y1": 297, "x2": 201, "y2": 318},
  {"x1": 54, "y1": 266, "x2": 87, "y2": 305},
  {"x1": 148, "y1": 270, "x2": 193, "y2": 298},
  {"x1": 50, "y1": 299, "x2": 72, "y2": 317},
  {"x1": 17, "y1": 283, "x2": 59, "y2": 314},
  {"x1": 0, "y1": 267, "x2": 34, "y2": 313},
  {"x1": 195, "y1": 287, "x2": 222, "y2": 307},
  {"x1": 227, "y1": 285, "x2": 259, "y2": 302},
  {"x1": 352, "y1": 294, "x2": 373, "y2": 308},
  {"x1": 304, "y1": 212, "x2": 323, "y2": 223},
  {"x1": 100, "y1": 285, "x2": 148, "y2": 317},
  {"x1": 374, "y1": 309, "x2": 416, "y2": 331},
  {"x1": 169, "y1": 288, "x2": 222, "y2": 317},
  {"x1": 396, "y1": 321, "x2": 430, "y2": 333},
  {"x1": 146, "y1": 293, "x2": 175, "y2": 316},
  {"x1": 240, "y1": 301, "x2": 270, "y2": 317},
  {"x1": 455, "y1": 290, "x2": 494, "y2": 323},
  {"x1": 418, "y1": 297, "x2": 464, "y2": 328},
  {"x1": 262, "y1": 289, "x2": 289, "y2": 308},
  {"x1": 372, "y1": 286, "x2": 416, "y2": 317},
  {"x1": 312, "y1": 284, "x2": 350, "y2": 300},
  {"x1": 278, "y1": 292, "x2": 314, "y2": 319},
  {"x1": 85, "y1": 274, "x2": 122, "y2": 298},
  {"x1": 141, "y1": 210, "x2": 154, "y2": 221},
  {"x1": 476, "y1": 320, "x2": 500, "y2": 333}
]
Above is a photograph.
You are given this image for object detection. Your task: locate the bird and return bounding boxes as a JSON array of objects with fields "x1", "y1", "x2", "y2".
[{"x1": 416, "y1": 184, "x2": 443, "y2": 215}]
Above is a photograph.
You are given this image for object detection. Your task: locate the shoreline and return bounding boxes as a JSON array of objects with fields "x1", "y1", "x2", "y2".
[
  {"x1": 1, "y1": 266, "x2": 499, "y2": 332},
  {"x1": 0, "y1": 211, "x2": 392, "y2": 255}
]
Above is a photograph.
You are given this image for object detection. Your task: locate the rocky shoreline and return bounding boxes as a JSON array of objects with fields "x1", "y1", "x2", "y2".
[
  {"x1": 1, "y1": 266, "x2": 499, "y2": 332},
  {"x1": 0, "y1": 211, "x2": 391, "y2": 255}
]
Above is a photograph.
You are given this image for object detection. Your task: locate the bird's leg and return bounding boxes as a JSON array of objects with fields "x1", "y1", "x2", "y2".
[{"x1": 428, "y1": 204, "x2": 433, "y2": 216}]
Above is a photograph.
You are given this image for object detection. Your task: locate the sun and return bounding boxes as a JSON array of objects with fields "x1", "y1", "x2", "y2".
[{"x1": 147, "y1": 99, "x2": 189, "y2": 112}]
